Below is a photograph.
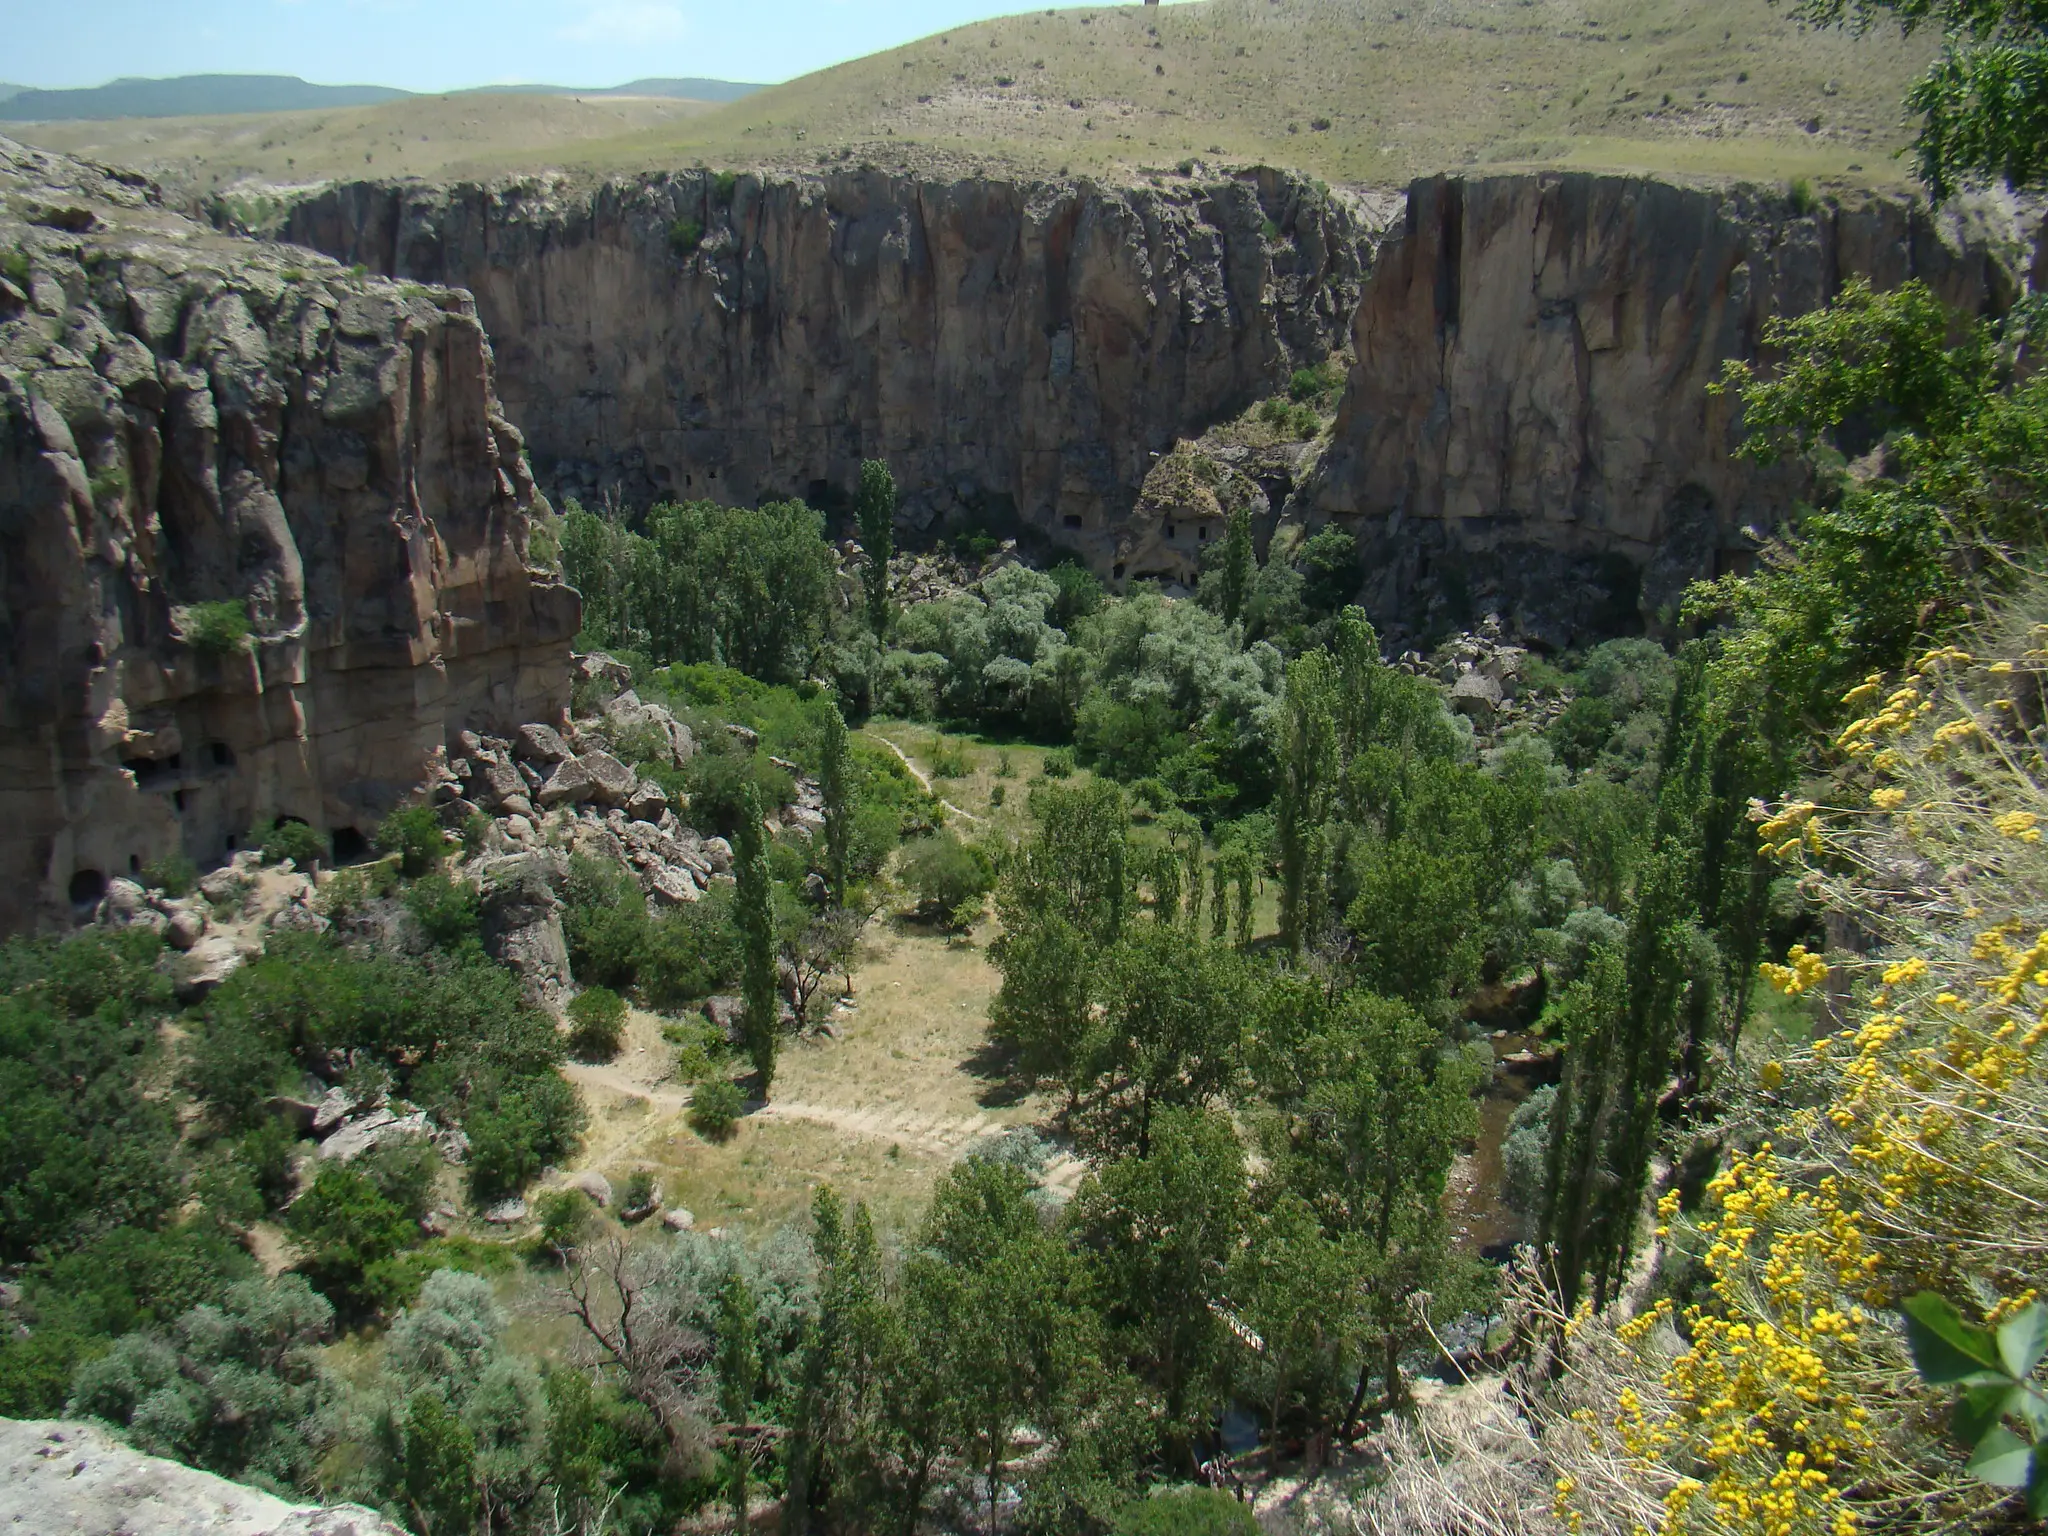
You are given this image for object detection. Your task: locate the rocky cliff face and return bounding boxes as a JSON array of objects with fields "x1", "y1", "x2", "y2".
[
  {"x1": 0, "y1": 1418, "x2": 408, "y2": 1535},
  {"x1": 1306, "y1": 173, "x2": 2044, "y2": 645},
  {"x1": 277, "y1": 166, "x2": 1382, "y2": 555},
  {"x1": 0, "y1": 138, "x2": 578, "y2": 934}
]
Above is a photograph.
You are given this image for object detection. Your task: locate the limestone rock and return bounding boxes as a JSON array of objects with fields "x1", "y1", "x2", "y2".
[
  {"x1": 1448, "y1": 671, "x2": 1503, "y2": 721},
  {"x1": 703, "y1": 837, "x2": 734, "y2": 875},
  {"x1": 513, "y1": 721, "x2": 573, "y2": 764},
  {"x1": 626, "y1": 780, "x2": 669, "y2": 822},
  {"x1": 172, "y1": 932, "x2": 252, "y2": 1002},
  {"x1": 163, "y1": 906, "x2": 208, "y2": 951},
  {"x1": 0, "y1": 1418, "x2": 408, "y2": 1536},
  {"x1": 570, "y1": 1170, "x2": 613, "y2": 1207},
  {"x1": 311, "y1": 1087, "x2": 356, "y2": 1137},
  {"x1": 536, "y1": 752, "x2": 631, "y2": 809},
  {"x1": 605, "y1": 691, "x2": 694, "y2": 767},
  {"x1": 1308, "y1": 173, "x2": 2041, "y2": 643},
  {"x1": 318, "y1": 1108, "x2": 429, "y2": 1163},
  {"x1": 482, "y1": 1196, "x2": 529, "y2": 1225},
  {"x1": 0, "y1": 135, "x2": 578, "y2": 935},
  {"x1": 282, "y1": 167, "x2": 1377, "y2": 567},
  {"x1": 662, "y1": 1207, "x2": 696, "y2": 1232},
  {"x1": 473, "y1": 849, "x2": 571, "y2": 996}
]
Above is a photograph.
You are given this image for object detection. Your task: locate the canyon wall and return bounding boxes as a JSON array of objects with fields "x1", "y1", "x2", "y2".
[
  {"x1": 0, "y1": 138, "x2": 578, "y2": 933},
  {"x1": 1306, "y1": 172, "x2": 2043, "y2": 645},
  {"x1": 278, "y1": 166, "x2": 1381, "y2": 557}
]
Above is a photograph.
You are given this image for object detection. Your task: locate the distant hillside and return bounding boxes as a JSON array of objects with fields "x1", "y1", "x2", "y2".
[
  {"x1": 0, "y1": 75, "x2": 408, "y2": 122},
  {"x1": 8, "y1": 0, "x2": 1932, "y2": 192},
  {"x1": 461, "y1": 78, "x2": 764, "y2": 102},
  {"x1": 0, "y1": 73, "x2": 762, "y2": 125}
]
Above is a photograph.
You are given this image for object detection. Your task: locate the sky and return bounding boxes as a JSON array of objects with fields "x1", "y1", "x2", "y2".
[{"x1": 2, "y1": 0, "x2": 1152, "y2": 92}]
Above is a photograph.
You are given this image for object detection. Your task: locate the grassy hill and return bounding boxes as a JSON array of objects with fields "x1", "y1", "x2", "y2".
[
  {"x1": 14, "y1": 91, "x2": 730, "y2": 193},
  {"x1": 12, "y1": 0, "x2": 1933, "y2": 193},
  {"x1": 0, "y1": 74, "x2": 410, "y2": 122}
]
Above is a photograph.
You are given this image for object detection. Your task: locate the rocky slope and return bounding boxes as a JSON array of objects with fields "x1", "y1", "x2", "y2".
[
  {"x1": 1305, "y1": 172, "x2": 2045, "y2": 645},
  {"x1": 0, "y1": 1418, "x2": 407, "y2": 1536},
  {"x1": 276, "y1": 165, "x2": 1384, "y2": 552},
  {"x1": 0, "y1": 137, "x2": 579, "y2": 934}
]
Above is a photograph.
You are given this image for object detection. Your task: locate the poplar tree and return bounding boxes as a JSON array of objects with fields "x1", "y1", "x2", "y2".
[
  {"x1": 736, "y1": 782, "x2": 781, "y2": 1096},
  {"x1": 820, "y1": 701, "x2": 854, "y2": 905},
  {"x1": 715, "y1": 1271, "x2": 761, "y2": 1532},
  {"x1": 856, "y1": 459, "x2": 896, "y2": 636},
  {"x1": 1276, "y1": 652, "x2": 1338, "y2": 955},
  {"x1": 1218, "y1": 504, "x2": 1254, "y2": 628}
]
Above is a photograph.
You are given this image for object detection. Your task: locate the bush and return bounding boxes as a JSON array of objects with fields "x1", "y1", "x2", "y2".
[
  {"x1": 466, "y1": 1075, "x2": 584, "y2": 1207},
  {"x1": 899, "y1": 830, "x2": 995, "y2": 929},
  {"x1": 990, "y1": 784, "x2": 1007, "y2": 808},
  {"x1": 257, "y1": 819, "x2": 326, "y2": 868},
  {"x1": 690, "y1": 1077, "x2": 744, "y2": 1141},
  {"x1": 1113, "y1": 1488, "x2": 1258, "y2": 1536},
  {"x1": 403, "y1": 873, "x2": 480, "y2": 954},
  {"x1": 928, "y1": 736, "x2": 972, "y2": 778},
  {"x1": 141, "y1": 852, "x2": 197, "y2": 898},
  {"x1": 376, "y1": 804, "x2": 446, "y2": 878},
  {"x1": 638, "y1": 891, "x2": 743, "y2": 1009},
  {"x1": 535, "y1": 1189, "x2": 589, "y2": 1254},
  {"x1": 619, "y1": 1170, "x2": 657, "y2": 1215},
  {"x1": 1042, "y1": 747, "x2": 1074, "y2": 779},
  {"x1": 667, "y1": 217, "x2": 703, "y2": 257},
  {"x1": 566, "y1": 986, "x2": 627, "y2": 1063},
  {"x1": 184, "y1": 599, "x2": 250, "y2": 656}
]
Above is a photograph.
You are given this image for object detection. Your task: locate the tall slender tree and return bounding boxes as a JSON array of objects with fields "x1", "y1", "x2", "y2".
[
  {"x1": 715, "y1": 1270, "x2": 761, "y2": 1532},
  {"x1": 1217, "y1": 504, "x2": 1254, "y2": 628},
  {"x1": 856, "y1": 460, "x2": 897, "y2": 636},
  {"x1": 1276, "y1": 652, "x2": 1338, "y2": 955},
  {"x1": 736, "y1": 782, "x2": 781, "y2": 1096},
  {"x1": 820, "y1": 701, "x2": 855, "y2": 906}
]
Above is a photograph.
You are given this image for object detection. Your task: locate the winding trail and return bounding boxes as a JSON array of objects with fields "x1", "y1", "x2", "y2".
[
  {"x1": 563, "y1": 1062, "x2": 1087, "y2": 1192},
  {"x1": 866, "y1": 732, "x2": 985, "y2": 825}
]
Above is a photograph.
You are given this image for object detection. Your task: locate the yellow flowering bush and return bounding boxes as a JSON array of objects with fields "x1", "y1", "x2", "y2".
[{"x1": 1544, "y1": 626, "x2": 2048, "y2": 1535}]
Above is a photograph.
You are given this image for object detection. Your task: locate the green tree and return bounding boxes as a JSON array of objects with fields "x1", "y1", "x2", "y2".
[
  {"x1": 857, "y1": 459, "x2": 897, "y2": 635},
  {"x1": 1067, "y1": 1107, "x2": 1247, "y2": 1464},
  {"x1": 987, "y1": 913, "x2": 1098, "y2": 1105},
  {"x1": 820, "y1": 700, "x2": 855, "y2": 904},
  {"x1": 1084, "y1": 927, "x2": 1255, "y2": 1158},
  {"x1": 1791, "y1": 0, "x2": 2048, "y2": 197},
  {"x1": 735, "y1": 782, "x2": 781, "y2": 1096},
  {"x1": 996, "y1": 779, "x2": 1134, "y2": 947},
  {"x1": 402, "y1": 1391, "x2": 479, "y2": 1536},
  {"x1": 715, "y1": 1270, "x2": 762, "y2": 1532},
  {"x1": 909, "y1": 1159, "x2": 1086, "y2": 1533},
  {"x1": 1217, "y1": 504, "x2": 1254, "y2": 627},
  {"x1": 1275, "y1": 651, "x2": 1337, "y2": 954},
  {"x1": 1259, "y1": 989, "x2": 1481, "y2": 1427}
]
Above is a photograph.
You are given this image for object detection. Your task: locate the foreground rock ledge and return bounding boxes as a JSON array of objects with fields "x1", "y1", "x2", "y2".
[{"x1": 0, "y1": 1419, "x2": 408, "y2": 1536}]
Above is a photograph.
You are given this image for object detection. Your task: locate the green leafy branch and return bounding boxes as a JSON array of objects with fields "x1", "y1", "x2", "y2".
[{"x1": 1902, "y1": 1291, "x2": 2048, "y2": 1514}]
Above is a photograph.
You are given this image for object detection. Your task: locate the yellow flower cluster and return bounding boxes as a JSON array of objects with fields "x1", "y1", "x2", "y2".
[
  {"x1": 1560, "y1": 640, "x2": 2047, "y2": 1536},
  {"x1": 1760, "y1": 946, "x2": 1829, "y2": 997},
  {"x1": 1584, "y1": 1152, "x2": 1874, "y2": 1536}
]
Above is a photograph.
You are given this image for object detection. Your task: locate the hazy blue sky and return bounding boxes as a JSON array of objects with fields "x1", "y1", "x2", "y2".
[{"x1": 5, "y1": 1, "x2": 1159, "y2": 92}]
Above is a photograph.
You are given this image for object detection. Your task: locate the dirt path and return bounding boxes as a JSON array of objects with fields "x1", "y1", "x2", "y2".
[{"x1": 867, "y1": 732, "x2": 985, "y2": 825}]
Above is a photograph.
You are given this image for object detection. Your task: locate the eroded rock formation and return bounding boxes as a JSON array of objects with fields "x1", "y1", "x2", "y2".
[
  {"x1": 0, "y1": 1418, "x2": 407, "y2": 1536},
  {"x1": 1306, "y1": 173, "x2": 2044, "y2": 645},
  {"x1": 277, "y1": 166, "x2": 1384, "y2": 553},
  {"x1": 0, "y1": 138, "x2": 579, "y2": 933}
]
